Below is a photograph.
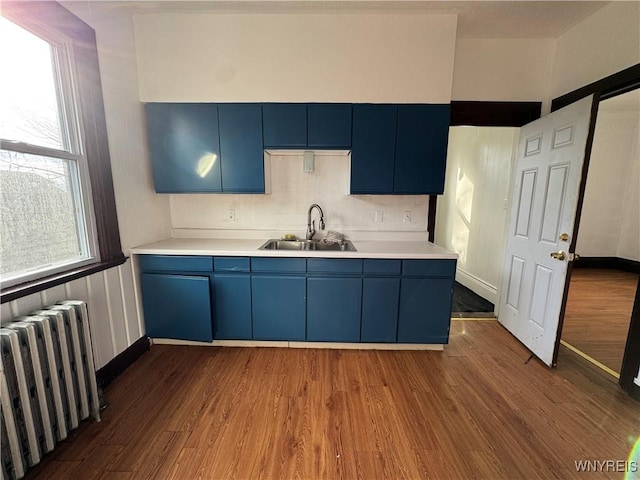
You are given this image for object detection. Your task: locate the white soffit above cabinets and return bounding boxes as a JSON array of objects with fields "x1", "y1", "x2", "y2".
[{"x1": 122, "y1": 0, "x2": 609, "y2": 38}]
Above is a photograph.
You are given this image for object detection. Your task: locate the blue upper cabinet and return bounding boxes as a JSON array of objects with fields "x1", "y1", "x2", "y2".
[
  {"x1": 350, "y1": 103, "x2": 450, "y2": 195},
  {"x1": 146, "y1": 103, "x2": 222, "y2": 193},
  {"x1": 263, "y1": 103, "x2": 352, "y2": 149},
  {"x1": 218, "y1": 104, "x2": 265, "y2": 193},
  {"x1": 146, "y1": 102, "x2": 448, "y2": 194},
  {"x1": 350, "y1": 104, "x2": 397, "y2": 194},
  {"x1": 146, "y1": 103, "x2": 265, "y2": 193},
  {"x1": 393, "y1": 104, "x2": 451, "y2": 194},
  {"x1": 307, "y1": 104, "x2": 352, "y2": 148},
  {"x1": 262, "y1": 104, "x2": 307, "y2": 148}
]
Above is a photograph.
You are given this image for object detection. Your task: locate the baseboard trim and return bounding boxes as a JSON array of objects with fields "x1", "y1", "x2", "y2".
[
  {"x1": 151, "y1": 338, "x2": 445, "y2": 351},
  {"x1": 96, "y1": 336, "x2": 151, "y2": 388},
  {"x1": 455, "y1": 268, "x2": 498, "y2": 306},
  {"x1": 573, "y1": 256, "x2": 640, "y2": 273}
]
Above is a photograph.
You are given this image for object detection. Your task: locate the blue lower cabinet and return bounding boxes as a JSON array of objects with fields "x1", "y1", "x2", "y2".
[
  {"x1": 252, "y1": 275, "x2": 306, "y2": 341},
  {"x1": 307, "y1": 277, "x2": 362, "y2": 342},
  {"x1": 397, "y1": 278, "x2": 453, "y2": 343},
  {"x1": 361, "y1": 277, "x2": 400, "y2": 342},
  {"x1": 140, "y1": 273, "x2": 213, "y2": 342},
  {"x1": 211, "y1": 273, "x2": 252, "y2": 340}
]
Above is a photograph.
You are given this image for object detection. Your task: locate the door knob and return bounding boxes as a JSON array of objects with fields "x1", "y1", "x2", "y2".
[{"x1": 550, "y1": 251, "x2": 566, "y2": 261}]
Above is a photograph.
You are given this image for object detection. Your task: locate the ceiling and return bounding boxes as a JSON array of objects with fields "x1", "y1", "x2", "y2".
[{"x1": 119, "y1": 0, "x2": 611, "y2": 38}]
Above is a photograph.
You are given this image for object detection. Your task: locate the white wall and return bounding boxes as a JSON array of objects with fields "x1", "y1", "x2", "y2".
[
  {"x1": 451, "y1": 3, "x2": 639, "y2": 113},
  {"x1": 0, "y1": 259, "x2": 142, "y2": 370},
  {"x1": 171, "y1": 152, "x2": 428, "y2": 239},
  {"x1": 576, "y1": 94, "x2": 640, "y2": 261},
  {"x1": 63, "y1": 2, "x2": 172, "y2": 253},
  {"x1": 435, "y1": 127, "x2": 518, "y2": 304},
  {"x1": 452, "y1": 38, "x2": 555, "y2": 109},
  {"x1": 549, "y1": 1, "x2": 640, "y2": 102},
  {"x1": 34, "y1": 2, "x2": 172, "y2": 369},
  {"x1": 134, "y1": 12, "x2": 454, "y2": 236},
  {"x1": 134, "y1": 13, "x2": 457, "y2": 103}
]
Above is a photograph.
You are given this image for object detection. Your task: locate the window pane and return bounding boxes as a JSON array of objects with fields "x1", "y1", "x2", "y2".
[
  {"x1": 0, "y1": 17, "x2": 65, "y2": 150},
  {"x1": 0, "y1": 150, "x2": 89, "y2": 278}
]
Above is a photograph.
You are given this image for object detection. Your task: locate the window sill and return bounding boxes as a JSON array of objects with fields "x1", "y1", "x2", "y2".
[{"x1": 1, "y1": 256, "x2": 127, "y2": 303}]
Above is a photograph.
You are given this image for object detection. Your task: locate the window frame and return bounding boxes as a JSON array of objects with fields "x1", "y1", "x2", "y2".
[{"x1": 1, "y1": 1, "x2": 125, "y2": 303}]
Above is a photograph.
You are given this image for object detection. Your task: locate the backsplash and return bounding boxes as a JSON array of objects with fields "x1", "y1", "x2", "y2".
[{"x1": 169, "y1": 152, "x2": 429, "y2": 239}]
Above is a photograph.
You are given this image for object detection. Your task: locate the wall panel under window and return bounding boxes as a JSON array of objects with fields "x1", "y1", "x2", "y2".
[{"x1": 0, "y1": 260, "x2": 141, "y2": 370}]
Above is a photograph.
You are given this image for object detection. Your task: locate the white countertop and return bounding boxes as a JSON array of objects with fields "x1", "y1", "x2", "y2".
[{"x1": 130, "y1": 237, "x2": 458, "y2": 260}]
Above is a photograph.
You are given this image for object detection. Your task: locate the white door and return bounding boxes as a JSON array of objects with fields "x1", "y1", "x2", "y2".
[{"x1": 498, "y1": 95, "x2": 595, "y2": 366}]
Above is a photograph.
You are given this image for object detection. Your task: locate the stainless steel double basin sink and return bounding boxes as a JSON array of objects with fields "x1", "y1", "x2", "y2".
[{"x1": 259, "y1": 239, "x2": 357, "y2": 252}]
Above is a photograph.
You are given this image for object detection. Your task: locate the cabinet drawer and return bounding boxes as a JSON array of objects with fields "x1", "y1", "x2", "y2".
[
  {"x1": 307, "y1": 258, "x2": 363, "y2": 275},
  {"x1": 363, "y1": 259, "x2": 401, "y2": 275},
  {"x1": 138, "y1": 255, "x2": 212, "y2": 272},
  {"x1": 214, "y1": 257, "x2": 250, "y2": 272},
  {"x1": 402, "y1": 259, "x2": 456, "y2": 278},
  {"x1": 251, "y1": 257, "x2": 306, "y2": 273}
]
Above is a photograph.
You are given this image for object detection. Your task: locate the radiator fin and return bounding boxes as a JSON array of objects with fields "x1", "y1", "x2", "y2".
[{"x1": 0, "y1": 300, "x2": 100, "y2": 480}]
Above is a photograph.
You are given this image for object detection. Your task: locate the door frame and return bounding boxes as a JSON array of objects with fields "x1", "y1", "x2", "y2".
[
  {"x1": 551, "y1": 64, "x2": 640, "y2": 397},
  {"x1": 435, "y1": 71, "x2": 640, "y2": 397}
]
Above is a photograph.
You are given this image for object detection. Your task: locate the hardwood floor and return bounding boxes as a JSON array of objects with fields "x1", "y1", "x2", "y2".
[
  {"x1": 25, "y1": 320, "x2": 640, "y2": 480},
  {"x1": 561, "y1": 268, "x2": 639, "y2": 374}
]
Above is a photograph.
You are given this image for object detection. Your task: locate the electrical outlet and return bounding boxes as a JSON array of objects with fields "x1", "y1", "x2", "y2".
[
  {"x1": 403, "y1": 211, "x2": 412, "y2": 223},
  {"x1": 227, "y1": 209, "x2": 235, "y2": 221},
  {"x1": 375, "y1": 210, "x2": 384, "y2": 223}
]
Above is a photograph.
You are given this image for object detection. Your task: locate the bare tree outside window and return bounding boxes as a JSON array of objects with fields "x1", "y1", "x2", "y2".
[{"x1": 0, "y1": 16, "x2": 96, "y2": 286}]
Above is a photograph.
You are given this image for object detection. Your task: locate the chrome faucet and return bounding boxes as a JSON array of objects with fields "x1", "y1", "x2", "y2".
[{"x1": 306, "y1": 204, "x2": 325, "y2": 240}]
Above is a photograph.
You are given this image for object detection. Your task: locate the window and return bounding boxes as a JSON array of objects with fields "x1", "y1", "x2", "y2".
[
  {"x1": 1, "y1": 17, "x2": 98, "y2": 287},
  {"x1": 1, "y1": 2, "x2": 124, "y2": 301}
]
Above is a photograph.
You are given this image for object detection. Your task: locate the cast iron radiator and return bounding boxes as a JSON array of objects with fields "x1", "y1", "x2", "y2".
[{"x1": 0, "y1": 300, "x2": 100, "y2": 479}]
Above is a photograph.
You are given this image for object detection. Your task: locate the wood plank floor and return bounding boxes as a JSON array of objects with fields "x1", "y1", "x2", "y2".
[
  {"x1": 25, "y1": 320, "x2": 640, "y2": 480},
  {"x1": 561, "y1": 268, "x2": 639, "y2": 374}
]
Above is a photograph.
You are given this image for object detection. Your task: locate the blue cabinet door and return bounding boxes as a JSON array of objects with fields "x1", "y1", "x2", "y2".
[
  {"x1": 145, "y1": 103, "x2": 222, "y2": 193},
  {"x1": 211, "y1": 273, "x2": 252, "y2": 339},
  {"x1": 262, "y1": 104, "x2": 307, "y2": 148},
  {"x1": 394, "y1": 104, "x2": 451, "y2": 194},
  {"x1": 218, "y1": 104, "x2": 264, "y2": 193},
  {"x1": 252, "y1": 275, "x2": 306, "y2": 341},
  {"x1": 140, "y1": 273, "x2": 213, "y2": 342},
  {"x1": 307, "y1": 104, "x2": 352, "y2": 148},
  {"x1": 307, "y1": 277, "x2": 362, "y2": 342},
  {"x1": 361, "y1": 277, "x2": 400, "y2": 342},
  {"x1": 350, "y1": 104, "x2": 397, "y2": 194},
  {"x1": 397, "y1": 278, "x2": 453, "y2": 343}
]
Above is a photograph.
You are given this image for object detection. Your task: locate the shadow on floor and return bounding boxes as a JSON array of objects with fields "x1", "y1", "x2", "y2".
[{"x1": 452, "y1": 282, "x2": 494, "y2": 316}]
